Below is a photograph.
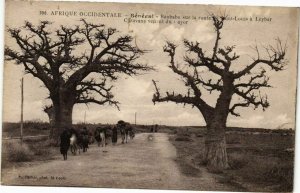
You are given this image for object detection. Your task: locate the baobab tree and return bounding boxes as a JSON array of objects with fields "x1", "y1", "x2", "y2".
[
  {"x1": 5, "y1": 19, "x2": 152, "y2": 140},
  {"x1": 152, "y1": 15, "x2": 287, "y2": 173}
]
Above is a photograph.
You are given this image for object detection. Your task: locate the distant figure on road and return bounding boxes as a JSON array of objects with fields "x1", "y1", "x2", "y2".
[
  {"x1": 111, "y1": 126, "x2": 118, "y2": 145},
  {"x1": 154, "y1": 124, "x2": 158, "y2": 132},
  {"x1": 150, "y1": 125, "x2": 154, "y2": 132},
  {"x1": 150, "y1": 124, "x2": 158, "y2": 132},
  {"x1": 117, "y1": 120, "x2": 126, "y2": 144}
]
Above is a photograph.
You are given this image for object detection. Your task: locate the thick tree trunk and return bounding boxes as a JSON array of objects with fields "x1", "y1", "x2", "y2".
[
  {"x1": 49, "y1": 102, "x2": 73, "y2": 145},
  {"x1": 202, "y1": 77, "x2": 233, "y2": 173},
  {"x1": 49, "y1": 88, "x2": 75, "y2": 145},
  {"x1": 55, "y1": 104, "x2": 73, "y2": 131},
  {"x1": 204, "y1": 132, "x2": 228, "y2": 173},
  {"x1": 204, "y1": 120, "x2": 229, "y2": 173}
]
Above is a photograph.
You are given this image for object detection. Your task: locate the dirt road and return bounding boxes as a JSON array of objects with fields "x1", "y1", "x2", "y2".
[{"x1": 1, "y1": 133, "x2": 236, "y2": 191}]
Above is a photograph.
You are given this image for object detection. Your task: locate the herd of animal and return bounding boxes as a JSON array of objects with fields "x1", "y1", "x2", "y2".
[{"x1": 60, "y1": 120, "x2": 135, "y2": 160}]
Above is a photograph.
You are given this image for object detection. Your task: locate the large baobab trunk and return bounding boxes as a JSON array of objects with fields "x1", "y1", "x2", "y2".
[
  {"x1": 204, "y1": 120, "x2": 228, "y2": 173},
  {"x1": 50, "y1": 89, "x2": 76, "y2": 144},
  {"x1": 204, "y1": 91, "x2": 231, "y2": 173},
  {"x1": 204, "y1": 89, "x2": 231, "y2": 173},
  {"x1": 50, "y1": 103, "x2": 74, "y2": 144}
]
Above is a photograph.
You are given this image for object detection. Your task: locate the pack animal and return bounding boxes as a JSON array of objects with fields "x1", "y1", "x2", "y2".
[
  {"x1": 118, "y1": 121, "x2": 134, "y2": 143},
  {"x1": 78, "y1": 127, "x2": 89, "y2": 152},
  {"x1": 129, "y1": 128, "x2": 135, "y2": 139},
  {"x1": 69, "y1": 129, "x2": 80, "y2": 155},
  {"x1": 119, "y1": 124, "x2": 127, "y2": 144},
  {"x1": 94, "y1": 127, "x2": 107, "y2": 147}
]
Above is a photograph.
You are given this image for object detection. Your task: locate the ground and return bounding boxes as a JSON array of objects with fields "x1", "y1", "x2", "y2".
[
  {"x1": 1, "y1": 123, "x2": 295, "y2": 192},
  {"x1": 170, "y1": 128, "x2": 294, "y2": 192},
  {"x1": 1, "y1": 133, "x2": 239, "y2": 191}
]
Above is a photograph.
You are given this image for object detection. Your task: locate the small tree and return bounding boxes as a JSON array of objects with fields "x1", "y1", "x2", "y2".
[
  {"x1": 152, "y1": 15, "x2": 287, "y2": 173},
  {"x1": 5, "y1": 19, "x2": 152, "y2": 141}
]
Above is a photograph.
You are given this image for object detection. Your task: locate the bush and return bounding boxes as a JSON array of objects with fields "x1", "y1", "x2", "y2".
[
  {"x1": 261, "y1": 161, "x2": 293, "y2": 191},
  {"x1": 175, "y1": 137, "x2": 193, "y2": 142},
  {"x1": 228, "y1": 152, "x2": 249, "y2": 170},
  {"x1": 29, "y1": 142, "x2": 51, "y2": 156},
  {"x1": 196, "y1": 134, "x2": 203, "y2": 138},
  {"x1": 194, "y1": 152, "x2": 206, "y2": 166},
  {"x1": 3, "y1": 141, "x2": 33, "y2": 162},
  {"x1": 228, "y1": 152, "x2": 294, "y2": 192},
  {"x1": 226, "y1": 134, "x2": 241, "y2": 144}
]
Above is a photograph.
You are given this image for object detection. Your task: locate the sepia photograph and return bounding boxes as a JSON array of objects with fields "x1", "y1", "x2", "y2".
[{"x1": 1, "y1": 0, "x2": 299, "y2": 192}]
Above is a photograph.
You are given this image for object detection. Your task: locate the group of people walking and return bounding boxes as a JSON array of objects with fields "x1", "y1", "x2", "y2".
[
  {"x1": 60, "y1": 126, "x2": 90, "y2": 160},
  {"x1": 60, "y1": 120, "x2": 135, "y2": 160},
  {"x1": 94, "y1": 120, "x2": 134, "y2": 146}
]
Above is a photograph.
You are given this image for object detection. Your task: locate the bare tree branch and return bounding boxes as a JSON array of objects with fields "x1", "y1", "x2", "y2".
[
  {"x1": 152, "y1": 79, "x2": 197, "y2": 106},
  {"x1": 234, "y1": 89, "x2": 269, "y2": 110},
  {"x1": 183, "y1": 40, "x2": 224, "y2": 75},
  {"x1": 152, "y1": 14, "x2": 286, "y2": 122},
  {"x1": 234, "y1": 38, "x2": 287, "y2": 78},
  {"x1": 5, "y1": 19, "x2": 153, "y2": 112},
  {"x1": 77, "y1": 98, "x2": 120, "y2": 110},
  {"x1": 229, "y1": 101, "x2": 250, "y2": 117}
]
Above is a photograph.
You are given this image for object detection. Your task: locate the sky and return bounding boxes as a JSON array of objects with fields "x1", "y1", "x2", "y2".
[{"x1": 3, "y1": 1, "x2": 299, "y2": 129}]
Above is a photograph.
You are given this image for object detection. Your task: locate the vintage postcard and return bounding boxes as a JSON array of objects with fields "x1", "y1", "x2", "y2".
[{"x1": 1, "y1": 0, "x2": 299, "y2": 192}]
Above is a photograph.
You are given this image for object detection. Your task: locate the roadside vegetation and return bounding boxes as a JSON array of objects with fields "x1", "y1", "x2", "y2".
[
  {"x1": 169, "y1": 127, "x2": 294, "y2": 192},
  {"x1": 2, "y1": 121, "x2": 294, "y2": 192}
]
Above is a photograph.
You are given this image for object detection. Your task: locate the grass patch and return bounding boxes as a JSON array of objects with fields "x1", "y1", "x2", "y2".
[
  {"x1": 228, "y1": 152, "x2": 249, "y2": 170},
  {"x1": 174, "y1": 158, "x2": 201, "y2": 177},
  {"x1": 2, "y1": 138, "x2": 56, "y2": 169},
  {"x1": 231, "y1": 155, "x2": 294, "y2": 191},
  {"x1": 27, "y1": 140, "x2": 52, "y2": 156},
  {"x1": 2, "y1": 141, "x2": 33, "y2": 163},
  {"x1": 170, "y1": 129, "x2": 294, "y2": 192},
  {"x1": 175, "y1": 137, "x2": 193, "y2": 142}
]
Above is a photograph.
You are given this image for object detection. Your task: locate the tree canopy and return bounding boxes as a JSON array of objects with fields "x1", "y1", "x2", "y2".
[
  {"x1": 5, "y1": 19, "x2": 153, "y2": 109},
  {"x1": 153, "y1": 15, "x2": 287, "y2": 120}
]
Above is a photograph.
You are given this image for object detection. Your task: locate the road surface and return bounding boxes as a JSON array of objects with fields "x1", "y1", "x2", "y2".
[{"x1": 1, "y1": 133, "x2": 236, "y2": 191}]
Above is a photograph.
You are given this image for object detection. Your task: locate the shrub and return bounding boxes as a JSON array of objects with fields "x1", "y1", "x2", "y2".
[
  {"x1": 229, "y1": 153, "x2": 294, "y2": 192},
  {"x1": 261, "y1": 161, "x2": 293, "y2": 191},
  {"x1": 29, "y1": 142, "x2": 51, "y2": 156},
  {"x1": 175, "y1": 137, "x2": 193, "y2": 142},
  {"x1": 33, "y1": 148, "x2": 49, "y2": 156},
  {"x1": 226, "y1": 134, "x2": 241, "y2": 144},
  {"x1": 228, "y1": 152, "x2": 249, "y2": 170},
  {"x1": 194, "y1": 152, "x2": 206, "y2": 166},
  {"x1": 3, "y1": 141, "x2": 33, "y2": 162}
]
